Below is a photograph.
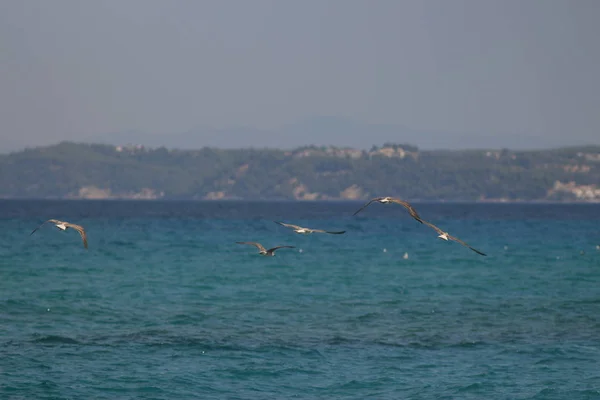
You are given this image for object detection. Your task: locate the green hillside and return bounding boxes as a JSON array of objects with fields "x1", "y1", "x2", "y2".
[{"x1": 1, "y1": 142, "x2": 599, "y2": 201}]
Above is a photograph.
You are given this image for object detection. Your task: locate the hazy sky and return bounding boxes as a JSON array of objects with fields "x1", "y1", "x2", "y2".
[{"x1": 1, "y1": 0, "x2": 599, "y2": 151}]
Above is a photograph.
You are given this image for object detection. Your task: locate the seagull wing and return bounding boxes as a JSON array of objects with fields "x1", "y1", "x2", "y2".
[
  {"x1": 389, "y1": 198, "x2": 424, "y2": 223},
  {"x1": 236, "y1": 241, "x2": 266, "y2": 253},
  {"x1": 352, "y1": 197, "x2": 383, "y2": 216},
  {"x1": 65, "y1": 222, "x2": 88, "y2": 249},
  {"x1": 30, "y1": 219, "x2": 62, "y2": 236},
  {"x1": 422, "y1": 220, "x2": 487, "y2": 256},
  {"x1": 421, "y1": 219, "x2": 445, "y2": 236},
  {"x1": 448, "y1": 234, "x2": 487, "y2": 256},
  {"x1": 267, "y1": 245, "x2": 296, "y2": 253},
  {"x1": 311, "y1": 228, "x2": 346, "y2": 234},
  {"x1": 274, "y1": 221, "x2": 303, "y2": 230}
]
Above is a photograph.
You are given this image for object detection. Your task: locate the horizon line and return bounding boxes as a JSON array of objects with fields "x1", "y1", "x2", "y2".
[{"x1": 2, "y1": 140, "x2": 600, "y2": 155}]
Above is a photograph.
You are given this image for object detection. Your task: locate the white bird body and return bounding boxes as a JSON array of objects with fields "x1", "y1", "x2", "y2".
[
  {"x1": 55, "y1": 223, "x2": 67, "y2": 231},
  {"x1": 438, "y1": 233, "x2": 450, "y2": 241}
]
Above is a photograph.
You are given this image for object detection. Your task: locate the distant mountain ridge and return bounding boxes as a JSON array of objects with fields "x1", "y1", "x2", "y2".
[
  {"x1": 84, "y1": 117, "x2": 426, "y2": 151},
  {"x1": 5, "y1": 117, "x2": 595, "y2": 153},
  {"x1": 1, "y1": 141, "x2": 599, "y2": 202},
  {"x1": 81, "y1": 116, "x2": 583, "y2": 151}
]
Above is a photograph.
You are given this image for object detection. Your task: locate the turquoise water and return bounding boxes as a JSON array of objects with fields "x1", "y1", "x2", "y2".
[{"x1": 1, "y1": 200, "x2": 599, "y2": 399}]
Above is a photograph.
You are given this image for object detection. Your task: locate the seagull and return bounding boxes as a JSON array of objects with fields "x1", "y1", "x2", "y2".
[
  {"x1": 236, "y1": 241, "x2": 295, "y2": 256},
  {"x1": 30, "y1": 219, "x2": 88, "y2": 249},
  {"x1": 274, "y1": 221, "x2": 345, "y2": 235},
  {"x1": 421, "y1": 220, "x2": 486, "y2": 256},
  {"x1": 353, "y1": 197, "x2": 423, "y2": 223}
]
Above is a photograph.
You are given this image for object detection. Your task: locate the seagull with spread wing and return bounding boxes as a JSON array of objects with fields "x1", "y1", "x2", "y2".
[
  {"x1": 353, "y1": 197, "x2": 423, "y2": 223},
  {"x1": 274, "y1": 221, "x2": 345, "y2": 235},
  {"x1": 30, "y1": 219, "x2": 88, "y2": 249},
  {"x1": 236, "y1": 241, "x2": 295, "y2": 256},
  {"x1": 421, "y1": 220, "x2": 486, "y2": 256}
]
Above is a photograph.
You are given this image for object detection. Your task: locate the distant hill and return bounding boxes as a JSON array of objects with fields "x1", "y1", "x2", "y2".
[
  {"x1": 5, "y1": 117, "x2": 594, "y2": 153},
  {"x1": 1, "y1": 142, "x2": 599, "y2": 201},
  {"x1": 82, "y1": 117, "x2": 425, "y2": 150},
  {"x1": 81, "y1": 117, "x2": 579, "y2": 151}
]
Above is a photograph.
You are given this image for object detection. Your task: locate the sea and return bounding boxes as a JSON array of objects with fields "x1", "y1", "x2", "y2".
[{"x1": 1, "y1": 200, "x2": 599, "y2": 399}]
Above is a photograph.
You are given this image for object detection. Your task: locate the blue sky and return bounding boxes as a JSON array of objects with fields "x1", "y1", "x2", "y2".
[{"x1": 1, "y1": 0, "x2": 599, "y2": 151}]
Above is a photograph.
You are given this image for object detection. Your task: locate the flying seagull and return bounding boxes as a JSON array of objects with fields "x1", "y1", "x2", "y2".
[
  {"x1": 30, "y1": 219, "x2": 88, "y2": 249},
  {"x1": 274, "y1": 221, "x2": 345, "y2": 235},
  {"x1": 236, "y1": 241, "x2": 295, "y2": 256},
  {"x1": 421, "y1": 220, "x2": 486, "y2": 256},
  {"x1": 353, "y1": 197, "x2": 423, "y2": 223}
]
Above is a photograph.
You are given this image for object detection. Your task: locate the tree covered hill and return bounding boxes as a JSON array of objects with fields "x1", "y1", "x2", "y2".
[{"x1": 1, "y1": 142, "x2": 599, "y2": 201}]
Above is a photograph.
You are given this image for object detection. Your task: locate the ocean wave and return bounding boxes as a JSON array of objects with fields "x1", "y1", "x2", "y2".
[{"x1": 31, "y1": 335, "x2": 81, "y2": 345}]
